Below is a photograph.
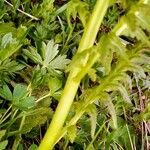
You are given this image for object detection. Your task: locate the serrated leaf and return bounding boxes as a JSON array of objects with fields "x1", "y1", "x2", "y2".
[
  {"x1": 52, "y1": 90, "x2": 62, "y2": 100},
  {"x1": 23, "y1": 40, "x2": 70, "y2": 75},
  {"x1": 19, "y1": 107, "x2": 52, "y2": 134},
  {"x1": 86, "y1": 104, "x2": 97, "y2": 139},
  {"x1": 66, "y1": 0, "x2": 89, "y2": 28},
  {"x1": 0, "y1": 36, "x2": 21, "y2": 61},
  {"x1": 48, "y1": 55, "x2": 70, "y2": 70},
  {"x1": 43, "y1": 40, "x2": 59, "y2": 68},
  {"x1": 67, "y1": 125, "x2": 77, "y2": 143},
  {"x1": 23, "y1": 47, "x2": 43, "y2": 65},
  {"x1": 0, "y1": 85, "x2": 12, "y2": 100},
  {"x1": 16, "y1": 96, "x2": 36, "y2": 111},
  {"x1": 100, "y1": 92, "x2": 117, "y2": 129},
  {"x1": 117, "y1": 84, "x2": 131, "y2": 104},
  {"x1": 13, "y1": 84, "x2": 28, "y2": 100}
]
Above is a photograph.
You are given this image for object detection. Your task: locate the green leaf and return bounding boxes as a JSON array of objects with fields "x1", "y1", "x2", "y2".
[
  {"x1": 0, "y1": 140, "x2": 8, "y2": 150},
  {"x1": 0, "y1": 33, "x2": 21, "y2": 61},
  {"x1": 66, "y1": 0, "x2": 89, "y2": 28},
  {"x1": 1, "y1": 33, "x2": 13, "y2": 48},
  {"x1": 67, "y1": 125, "x2": 77, "y2": 143},
  {"x1": 117, "y1": 84, "x2": 131, "y2": 104},
  {"x1": 28, "y1": 144, "x2": 38, "y2": 150},
  {"x1": 0, "y1": 130, "x2": 6, "y2": 140},
  {"x1": 86, "y1": 104, "x2": 97, "y2": 139},
  {"x1": 23, "y1": 40, "x2": 70, "y2": 75},
  {"x1": 101, "y1": 93, "x2": 117, "y2": 129},
  {"x1": 17, "y1": 144, "x2": 23, "y2": 150},
  {"x1": 48, "y1": 77, "x2": 62, "y2": 94},
  {"x1": 48, "y1": 55, "x2": 70, "y2": 71},
  {"x1": 0, "y1": 23, "x2": 16, "y2": 35},
  {"x1": 19, "y1": 107, "x2": 52, "y2": 134},
  {"x1": 23, "y1": 47, "x2": 43, "y2": 65},
  {"x1": 12, "y1": 0, "x2": 20, "y2": 11},
  {"x1": 13, "y1": 84, "x2": 28, "y2": 100},
  {"x1": 0, "y1": 59, "x2": 24, "y2": 84},
  {"x1": 16, "y1": 96, "x2": 36, "y2": 111},
  {"x1": 0, "y1": 85, "x2": 12, "y2": 100},
  {"x1": 42, "y1": 40, "x2": 59, "y2": 68},
  {"x1": 11, "y1": 84, "x2": 36, "y2": 110}
]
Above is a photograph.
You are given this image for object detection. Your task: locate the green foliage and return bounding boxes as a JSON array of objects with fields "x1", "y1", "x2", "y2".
[
  {"x1": 23, "y1": 40, "x2": 70, "y2": 76},
  {"x1": 66, "y1": 0, "x2": 90, "y2": 28},
  {"x1": 0, "y1": 0, "x2": 150, "y2": 149},
  {"x1": 0, "y1": 84, "x2": 36, "y2": 110},
  {"x1": 0, "y1": 130, "x2": 8, "y2": 150}
]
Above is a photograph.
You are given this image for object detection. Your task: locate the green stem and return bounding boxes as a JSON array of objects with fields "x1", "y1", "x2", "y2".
[
  {"x1": 0, "y1": 105, "x2": 12, "y2": 123},
  {"x1": 38, "y1": 0, "x2": 110, "y2": 149}
]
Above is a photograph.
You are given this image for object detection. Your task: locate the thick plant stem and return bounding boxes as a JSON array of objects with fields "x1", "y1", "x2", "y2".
[{"x1": 38, "y1": 0, "x2": 110, "y2": 149}]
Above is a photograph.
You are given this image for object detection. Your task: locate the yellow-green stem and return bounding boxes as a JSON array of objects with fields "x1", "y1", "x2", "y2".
[{"x1": 38, "y1": 0, "x2": 110, "y2": 149}]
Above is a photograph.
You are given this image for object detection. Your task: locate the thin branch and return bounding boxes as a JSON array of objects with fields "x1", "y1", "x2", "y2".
[{"x1": 4, "y1": 0, "x2": 39, "y2": 21}]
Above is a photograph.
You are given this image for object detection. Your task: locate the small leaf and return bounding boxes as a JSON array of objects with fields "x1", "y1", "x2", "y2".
[
  {"x1": 48, "y1": 77, "x2": 62, "y2": 94},
  {"x1": 13, "y1": 84, "x2": 28, "y2": 100},
  {"x1": 100, "y1": 93, "x2": 117, "y2": 129},
  {"x1": 1, "y1": 33, "x2": 13, "y2": 48},
  {"x1": 0, "y1": 38, "x2": 21, "y2": 61},
  {"x1": 23, "y1": 47, "x2": 43, "y2": 65},
  {"x1": 12, "y1": 0, "x2": 20, "y2": 10},
  {"x1": 43, "y1": 40, "x2": 59, "y2": 67},
  {"x1": 48, "y1": 55, "x2": 70, "y2": 70},
  {"x1": 86, "y1": 104, "x2": 97, "y2": 139},
  {"x1": 117, "y1": 84, "x2": 131, "y2": 104},
  {"x1": 0, "y1": 85, "x2": 12, "y2": 100},
  {"x1": 28, "y1": 144, "x2": 38, "y2": 150},
  {"x1": 17, "y1": 96, "x2": 36, "y2": 111},
  {"x1": 19, "y1": 107, "x2": 52, "y2": 134}
]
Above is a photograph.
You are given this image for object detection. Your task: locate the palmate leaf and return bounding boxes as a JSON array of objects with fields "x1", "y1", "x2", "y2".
[
  {"x1": 12, "y1": 84, "x2": 36, "y2": 111},
  {"x1": 42, "y1": 40, "x2": 59, "y2": 67},
  {"x1": 0, "y1": 84, "x2": 36, "y2": 110},
  {"x1": 23, "y1": 40, "x2": 70, "y2": 75}
]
